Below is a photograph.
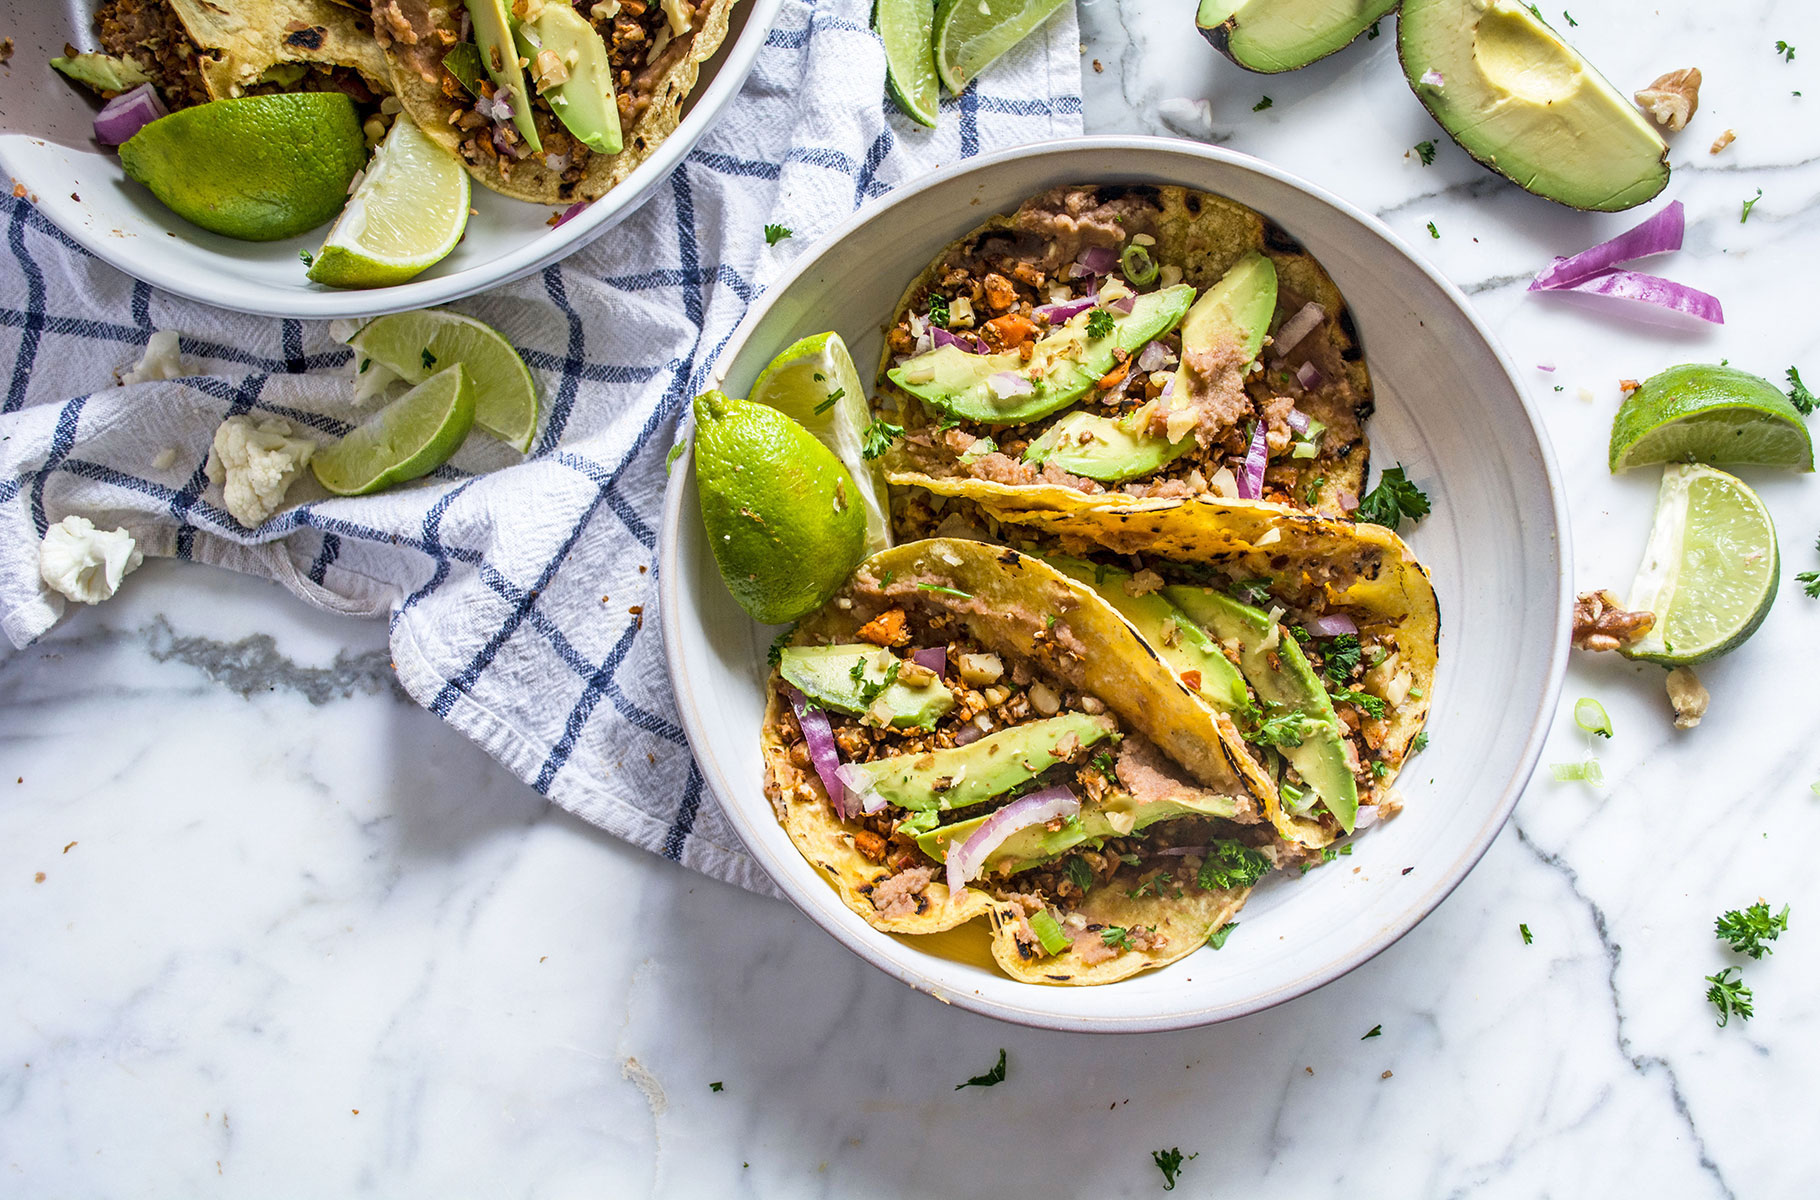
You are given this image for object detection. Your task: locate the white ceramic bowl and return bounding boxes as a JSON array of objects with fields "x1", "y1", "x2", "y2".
[
  {"x1": 0, "y1": 0, "x2": 780, "y2": 319},
  {"x1": 660, "y1": 138, "x2": 1572, "y2": 1032}
]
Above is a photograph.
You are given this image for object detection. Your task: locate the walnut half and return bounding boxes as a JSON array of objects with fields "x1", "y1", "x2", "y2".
[
  {"x1": 1635, "y1": 68, "x2": 1702, "y2": 132},
  {"x1": 1572, "y1": 589, "x2": 1655, "y2": 653}
]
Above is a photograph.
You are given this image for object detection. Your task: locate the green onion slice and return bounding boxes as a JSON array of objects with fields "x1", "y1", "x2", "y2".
[
  {"x1": 1550, "y1": 760, "x2": 1604, "y2": 784},
  {"x1": 1120, "y1": 243, "x2": 1159, "y2": 286},
  {"x1": 1573, "y1": 696, "x2": 1613, "y2": 738},
  {"x1": 1029, "y1": 909, "x2": 1070, "y2": 957}
]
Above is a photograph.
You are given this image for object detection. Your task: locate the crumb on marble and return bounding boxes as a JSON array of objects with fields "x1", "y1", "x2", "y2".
[
  {"x1": 1667, "y1": 667, "x2": 1709, "y2": 729},
  {"x1": 1092, "y1": 59, "x2": 1103, "y2": 73},
  {"x1": 1711, "y1": 128, "x2": 1735, "y2": 154},
  {"x1": 1381, "y1": 1070, "x2": 1393, "y2": 1080},
  {"x1": 33, "y1": 872, "x2": 45, "y2": 883},
  {"x1": 63, "y1": 841, "x2": 75, "y2": 854}
]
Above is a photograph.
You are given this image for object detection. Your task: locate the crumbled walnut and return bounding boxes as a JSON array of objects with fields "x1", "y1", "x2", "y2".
[
  {"x1": 1710, "y1": 128, "x2": 1736, "y2": 155},
  {"x1": 1666, "y1": 667, "x2": 1708, "y2": 729},
  {"x1": 1619, "y1": 379, "x2": 1640, "y2": 394},
  {"x1": 1635, "y1": 67, "x2": 1701, "y2": 131},
  {"x1": 1572, "y1": 589, "x2": 1655, "y2": 652}
]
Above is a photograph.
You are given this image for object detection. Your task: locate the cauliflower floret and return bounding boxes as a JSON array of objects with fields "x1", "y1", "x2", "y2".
[
  {"x1": 39, "y1": 515, "x2": 143, "y2": 605},
  {"x1": 204, "y1": 415, "x2": 315, "y2": 528},
  {"x1": 120, "y1": 330, "x2": 189, "y2": 385}
]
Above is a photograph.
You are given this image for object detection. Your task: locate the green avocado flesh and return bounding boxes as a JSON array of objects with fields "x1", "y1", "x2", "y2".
[
  {"x1": 1196, "y1": 0, "x2": 1400, "y2": 73},
  {"x1": 914, "y1": 784, "x2": 1244, "y2": 874},
  {"x1": 1024, "y1": 252, "x2": 1277, "y2": 482},
  {"x1": 515, "y1": 4, "x2": 623, "y2": 155},
  {"x1": 886, "y1": 284, "x2": 1195, "y2": 425},
  {"x1": 464, "y1": 0, "x2": 542, "y2": 152},
  {"x1": 1164, "y1": 586, "x2": 1359, "y2": 832},
  {"x1": 1398, "y1": 0, "x2": 1669, "y2": 212},
  {"x1": 838, "y1": 713, "x2": 1118, "y2": 814},
  {"x1": 778, "y1": 644, "x2": 955, "y2": 731},
  {"x1": 1044, "y1": 557, "x2": 1247, "y2": 710},
  {"x1": 51, "y1": 52, "x2": 152, "y2": 94}
]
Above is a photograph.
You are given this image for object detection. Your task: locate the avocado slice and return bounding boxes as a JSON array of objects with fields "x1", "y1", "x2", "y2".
[
  {"x1": 1163, "y1": 586, "x2": 1359, "y2": 832},
  {"x1": 885, "y1": 284, "x2": 1195, "y2": 426},
  {"x1": 914, "y1": 784, "x2": 1245, "y2": 874},
  {"x1": 1024, "y1": 252, "x2": 1278, "y2": 480},
  {"x1": 838, "y1": 713, "x2": 1118, "y2": 815},
  {"x1": 464, "y1": 0, "x2": 543, "y2": 153},
  {"x1": 1044, "y1": 557, "x2": 1248, "y2": 711},
  {"x1": 51, "y1": 52, "x2": 152, "y2": 95},
  {"x1": 1398, "y1": 0, "x2": 1669, "y2": 211},
  {"x1": 514, "y1": 3, "x2": 623, "y2": 155},
  {"x1": 1196, "y1": 0, "x2": 1400, "y2": 73},
  {"x1": 778, "y1": 644, "x2": 955, "y2": 731}
]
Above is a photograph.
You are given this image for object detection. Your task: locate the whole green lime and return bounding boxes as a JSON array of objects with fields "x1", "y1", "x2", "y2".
[
  {"x1": 693, "y1": 390, "x2": 866, "y2": 625},
  {"x1": 119, "y1": 93, "x2": 367, "y2": 242}
]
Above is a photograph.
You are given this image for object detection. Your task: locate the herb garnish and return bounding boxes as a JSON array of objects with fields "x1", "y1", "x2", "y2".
[
  {"x1": 767, "y1": 626, "x2": 795, "y2": 668},
  {"x1": 1321, "y1": 633, "x2": 1362, "y2": 685},
  {"x1": 1208, "y1": 922, "x2": 1237, "y2": 949},
  {"x1": 916, "y1": 583, "x2": 972, "y2": 598},
  {"x1": 1562, "y1": 10, "x2": 1576, "y2": 24},
  {"x1": 1065, "y1": 856, "x2": 1095, "y2": 893},
  {"x1": 1777, "y1": 39, "x2": 1796, "y2": 62},
  {"x1": 1742, "y1": 188, "x2": 1763, "y2": 223},
  {"x1": 1253, "y1": 96, "x2": 1273, "y2": 112},
  {"x1": 1715, "y1": 900, "x2": 1789, "y2": 959},
  {"x1": 1413, "y1": 140, "x2": 1437, "y2": 166},
  {"x1": 1412, "y1": 731, "x2": 1429, "y2": 752},
  {"x1": 1799, "y1": 533, "x2": 1820, "y2": 598},
  {"x1": 1361, "y1": 1024, "x2": 1382, "y2": 1040},
  {"x1": 926, "y1": 293, "x2": 950, "y2": 328},
  {"x1": 1427, "y1": 221, "x2": 1439, "y2": 239},
  {"x1": 1366, "y1": 19, "x2": 1381, "y2": 39},
  {"x1": 297, "y1": 249, "x2": 314, "y2": 267},
  {"x1": 813, "y1": 387, "x2": 845, "y2": 414},
  {"x1": 421, "y1": 348, "x2": 438, "y2": 370},
  {"x1": 710, "y1": 1081, "x2": 724, "y2": 1092},
  {"x1": 764, "y1": 223, "x2": 791, "y2": 246},
  {"x1": 1085, "y1": 308, "x2": 1116, "y2": 339},
  {"x1": 1355, "y1": 465, "x2": 1431, "y2": 530},
  {"x1": 665, "y1": 442, "x2": 686, "y2": 473},
  {"x1": 1304, "y1": 475, "x2": 1326, "y2": 505},
  {"x1": 1330, "y1": 688, "x2": 1389, "y2": 720},
  {"x1": 1091, "y1": 749, "x2": 1118, "y2": 781},
  {"x1": 955, "y1": 1049, "x2": 1008, "y2": 1089},
  {"x1": 856, "y1": 659, "x2": 900, "y2": 706},
  {"x1": 1229, "y1": 577, "x2": 1274, "y2": 606},
  {"x1": 1251, "y1": 710, "x2": 1311, "y2": 747},
  {"x1": 1705, "y1": 967, "x2": 1753, "y2": 1026},
  {"x1": 861, "y1": 417, "x2": 903, "y2": 459},
  {"x1": 1197, "y1": 840, "x2": 1270, "y2": 890},
  {"x1": 1101, "y1": 925, "x2": 1143, "y2": 951},
  {"x1": 1153, "y1": 1148, "x2": 1198, "y2": 1191},
  {"x1": 1786, "y1": 367, "x2": 1815, "y2": 415},
  {"x1": 1520, "y1": 923, "x2": 1533, "y2": 945}
]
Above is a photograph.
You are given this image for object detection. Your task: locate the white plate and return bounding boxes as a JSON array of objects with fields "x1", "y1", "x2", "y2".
[
  {"x1": 0, "y1": 0, "x2": 780, "y2": 319},
  {"x1": 659, "y1": 138, "x2": 1572, "y2": 1032}
]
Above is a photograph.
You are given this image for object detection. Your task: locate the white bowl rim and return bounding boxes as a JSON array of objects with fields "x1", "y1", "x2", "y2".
[
  {"x1": 0, "y1": 0, "x2": 784, "y2": 321},
  {"x1": 659, "y1": 135, "x2": 1574, "y2": 1032}
]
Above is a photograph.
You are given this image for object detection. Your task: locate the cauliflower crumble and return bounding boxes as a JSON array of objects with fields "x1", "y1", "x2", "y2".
[
  {"x1": 205, "y1": 416, "x2": 316, "y2": 528},
  {"x1": 39, "y1": 515, "x2": 143, "y2": 605}
]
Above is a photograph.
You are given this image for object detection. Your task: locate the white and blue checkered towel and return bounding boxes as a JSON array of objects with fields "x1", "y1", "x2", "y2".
[{"x1": 0, "y1": 0, "x2": 1082, "y2": 893}]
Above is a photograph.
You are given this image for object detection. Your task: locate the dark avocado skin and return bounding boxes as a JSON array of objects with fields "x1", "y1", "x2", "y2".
[{"x1": 1196, "y1": 0, "x2": 1400, "y2": 74}]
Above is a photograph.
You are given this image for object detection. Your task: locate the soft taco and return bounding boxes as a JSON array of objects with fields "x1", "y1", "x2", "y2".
[
  {"x1": 81, "y1": 0, "x2": 392, "y2": 110},
  {"x1": 375, "y1": 0, "x2": 738, "y2": 204},
  {"x1": 763, "y1": 538, "x2": 1325, "y2": 986},
  {"x1": 871, "y1": 185, "x2": 1372, "y2": 528}
]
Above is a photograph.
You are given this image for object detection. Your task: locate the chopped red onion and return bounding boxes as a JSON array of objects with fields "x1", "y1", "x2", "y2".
[
  {"x1": 95, "y1": 84, "x2": 167, "y2": 146},
  {"x1": 1536, "y1": 363, "x2": 1556, "y2": 372},
  {"x1": 1420, "y1": 69, "x2": 1445, "y2": 86},
  {"x1": 932, "y1": 327, "x2": 979, "y2": 353},
  {"x1": 1338, "y1": 489, "x2": 1358, "y2": 512},
  {"x1": 912, "y1": 646, "x2": 946, "y2": 675},
  {"x1": 1033, "y1": 295, "x2": 1098, "y2": 323},
  {"x1": 1305, "y1": 613, "x2": 1359, "y2": 638},
  {"x1": 1530, "y1": 200, "x2": 1684, "y2": 290},
  {"x1": 492, "y1": 128, "x2": 526, "y2": 159},
  {"x1": 1294, "y1": 362, "x2": 1322, "y2": 390},
  {"x1": 987, "y1": 371, "x2": 1034, "y2": 399},
  {"x1": 1284, "y1": 407, "x2": 1310, "y2": 435},
  {"x1": 544, "y1": 151, "x2": 570, "y2": 172},
  {"x1": 945, "y1": 786, "x2": 1080, "y2": 894},
  {"x1": 912, "y1": 330, "x2": 934, "y2": 355},
  {"x1": 783, "y1": 685, "x2": 848, "y2": 818},
  {"x1": 554, "y1": 201, "x2": 588, "y2": 227},
  {"x1": 1110, "y1": 295, "x2": 1135, "y2": 314},
  {"x1": 1547, "y1": 268, "x2": 1723, "y2": 324},
  {"x1": 1076, "y1": 245, "x2": 1118, "y2": 276},
  {"x1": 1136, "y1": 341, "x2": 1173, "y2": 373},
  {"x1": 835, "y1": 763, "x2": 889, "y2": 816},
  {"x1": 1237, "y1": 420, "x2": 1268, "y2": 500},
  {"x1": 1273, "y1": 302, "x2": 1324, "y2": 359}
]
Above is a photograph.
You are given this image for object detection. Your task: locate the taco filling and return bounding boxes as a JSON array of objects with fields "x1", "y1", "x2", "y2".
[{"x1": 875, "y1": 185, "x2": 1372, "y2": 521}]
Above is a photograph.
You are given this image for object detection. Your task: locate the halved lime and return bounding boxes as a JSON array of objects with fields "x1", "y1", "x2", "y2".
[
  {"x1": 308, "y1": 115, "x2": 472, "y2": 289},
  {"x1": 748, "y1": 331, "x2": 892, "y2": 553},
  {"x1": 1622, "y1": 463, "x2": 1778, "y2": 666},
  {"x1": 349, "y1": 310, "x2": 538, "y2": 452},
  {"x1": 313, "y1": 365, "x2": 477, "y2": 496},
  {"x1": 932, "y1": 0, "x2": 1069, "y2": 93},
  {"x1": 1609, "y1": 364, "x2": 1813, "y2": 473},
  {"x1": 875, "y1": 0, "x2": 940, "y2": 127}
]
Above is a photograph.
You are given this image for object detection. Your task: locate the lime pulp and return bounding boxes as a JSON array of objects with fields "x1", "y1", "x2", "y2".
[
  {"x1": 874, "y1": 0, "x2": 941, "y2": 126},
  {"x1": 1609, "y1": 363, "x2": 1813, "y2": 473},
  {"x1": 932, "y1": 0, "x2": 1070, "y2": 93},
  {"x1": 312, "y1": 365, "x2": 477, "y2": 496},
  {"x1": 308, "y1": 114, "x2": 471, "y2": 289}
]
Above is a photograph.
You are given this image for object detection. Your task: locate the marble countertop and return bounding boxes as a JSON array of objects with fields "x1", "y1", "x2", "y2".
[{"x1": 6, "y1": 2, "x2": 1818, "y2": 1195}]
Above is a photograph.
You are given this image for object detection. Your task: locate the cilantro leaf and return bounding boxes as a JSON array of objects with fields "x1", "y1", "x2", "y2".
[
  {"x1": 1427, "y1": 220, "x2": 1440, "y2": 239},
  {"x1": 1321, "y1": 633, "x2": 1362, "y2": 685},
  {"x1": 1715, "y1": 900, "x2": 1789, "y2": 959},
  {"x1": 1520, "y1": 923, "x2": 1533, "y2": 945},
  {"x1": 767, "y1": 626, "x2": 795, "y2": 668},
  {"x1": 1153, "y1": 1148, "x2": 1198, "y2": 1191},
  {"x1": 1207, "y1": 922, "x2": 1237, "y2": 949},
  {"x1": 1705, "y1": 967, "x2": 1753, "y2": 1027},
  {"x1": 1801, "y1": 570, "x2": 1820, "y2": 599},
  {"x1": 1786, "y1": 367, "x2": 1816, "y2": 415},
  {"x1": 1361, "y1": 1024, "x2": 1382, "y2": 1039},
  {"x1": 297, "y1": 249, "x2": 315, "y2": 267},
  {"x1": 1101, "y1": 925, "x2": 1147, "y2": 951},
  {"x1": 813, "y1": 387, "x2": 845, "y2": 415},
  {"x1": 1413, "y1": 140, "x2": 1437, "y2": 166},
  {"x1": 1330, "y1": 688, "x2": 1389, "y2": 720},
  {"x1": 955, "y1": 1048, "x2": 1008, "y2": 1090},
  {"x1": 1253, "y1": 96, "x2": 1273, "y2": 112},
  {"x1": 1197, "y1": 840, "x2": 1270, "y2": 891},
  {"x1": 1065, "y1": 856, "x2": 1095, "y2": 894},
  {"x1": 421, "y1": 348, "x2": 438, "y2": 371},
  {"x1": 763, "y1": 223, "x2": 791, "y2": 246},
  {"x1": 1250, "y1": 710, "x2": 1311, "y2": 748},
  {"x1": 1742, "y1": 188, "x2": 1763, "y2": 223},
  {"x1": 861, "y1": 417, "x2": 903, "y2": 459},
  {"x1": 1411, "y1": 730, "x2": 1430, "y2": 752},
  {"x1": 1366, "y1": 19, "x2": 1381, "y2": 38},
  {"x1": 1085, "y1": 308, "x2": 1116, "y2": 339},
  {"x1": 664, "y1": 441, "x2": 686, "y2": 474},
  {"x1": 709, "y1": 1081, "x2": 724, "y2": 1092},
  {"x1": 1355, "y1": 465, "x2": 1431, "y2": 530},
  {"x1": 1563, "y1": 10, "x2": 1576, "y2": 25},
  {"x1": 1778, "y1": 39, "x2": 1796, "y2": 62},
  {"x1": 926, "y1": 293, "x2": 950, "y2": 328}
]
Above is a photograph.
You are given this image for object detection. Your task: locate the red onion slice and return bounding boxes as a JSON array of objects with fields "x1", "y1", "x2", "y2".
[
  {"x1": 931, "y1": 327, "x2": 979, "y2": 353},
  {"x1": 1529, "y1": 200, "x2": 1684, "y2": 291},
  {"x1": 1136, "y1": 341, "x2": 1173, "y2": 373},
  {"x1": 987, "y1": 371, "x2": 1034, "y2": 399},
  {"x1": 945, "y1": 786, "x2": 1080, "y2": 894},
  {"x1": 1237, "y1": 420, "x2": 1268, "y2": 500},
  {"x1": 1034, "y1": 295, "x2": 1097, "y2": 323},
  {"x1": 1272, "y1": 302, "x2": 1324, "y2": 359},
  {"x1": 1305, "y1": 613, "x2": 1359, "y2": 638},
  {"x1": 1076, "y1": 245, "x2": 1118, "y2": 276},
  {"x1": 1419, "y1": 69, "x2": 1445, "y2": 86},
  {"x1": 554, "y1": 200, "x2": 588, "y2": 228},
  {"x1": 1110, "y1": 295, "x2": 1135, "y2": 315},
  {"x1": 1550, "y1": 267, "x2": 1724, "y2": 324},
  {"x1": 835, "y1": 763, "x2": 888, "y2": 815},
  {"x1": 1294, "y1": 362, "x2": 1322, "y2": 390},
  {"x1": 783, "y1": 685, "x2": 849, "y2": 818},
  {"x1": 1284, "y1": 407, "x2": 1310, "y2": 435},
  {"x1": 1536, "y1": 362, "x2": 1556, "y2": 373},
  {"x1": 95, "y1": 83, "x2": 167, "y2": 146},
  {"x1": 912, "y1": 646, "x2": 946, "y2": 675}
]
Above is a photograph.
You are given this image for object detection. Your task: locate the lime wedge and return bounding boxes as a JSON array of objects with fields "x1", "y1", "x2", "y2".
[
  {"x1": 1609, "y1": 364, "x2": 1813, "y2": 473},
  {"x1": 748, "y1": 331, "x2": 892, "y2": 553},
  {"x1": 349, "y1": 310, "x2": 538, "y2": 452},
  {"x1": 308, "y1": 115, "x2": 472, "y2": 289},
  {"x1": 313, "y1": 365, "x2": 477, "y2": 496},
  {"x1": 875, "y1": 0, "x2": 940, "y2": 126},
  {"x1": 933, "y1": 0, "x2": 1069, "y2": 93},
  {"x1": 1622, "y1": 463, "x2": 1778, "y2": 666}
]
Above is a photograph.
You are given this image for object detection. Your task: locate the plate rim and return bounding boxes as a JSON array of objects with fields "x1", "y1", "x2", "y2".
[{"x1": 659, "y1": 135, "x2": 1574, "y2": 1032}]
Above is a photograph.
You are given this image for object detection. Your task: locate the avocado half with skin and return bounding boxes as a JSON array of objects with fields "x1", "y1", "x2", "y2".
[
  {"x1": 1196, "y1": 0, "x2": 1400, "y2": 74},
  {"x1": 1398, "y1": 0, "x2": 1669, "y2": 211}
]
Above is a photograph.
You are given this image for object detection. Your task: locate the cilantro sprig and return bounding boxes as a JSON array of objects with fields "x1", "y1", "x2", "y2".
[
  {"x1": 1085, "y1": 308, "x2": 1116, "y2": 339},
  {"x1": 1355, "y1": 465, "x2": 1431, "y2": 530},
  {"x1": 1198, "y1": 840, "x2": 1270, "y2": 891},
  {"x1": 1786, "y1": 366, "x2": 1815, "y2": 415},
  {"x1": 1153, "y1": 1148, "x2": 1198, "y2": 1191},
  {"x1": 1715, "y1": 900, "x2": 1789, "y2": 959},
  {"x1": 955, "y1": 1049, "x2": 1007, "y2": 1090},
  {"x1": 1705, "y1": 967, "x2": 1753, "y2": 1027},
  {"x1": 861, "y1": 417, "x2": 903, "y2": 459}
]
